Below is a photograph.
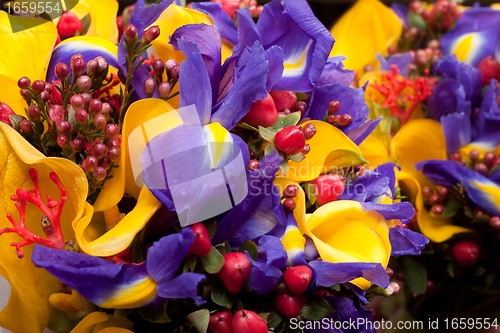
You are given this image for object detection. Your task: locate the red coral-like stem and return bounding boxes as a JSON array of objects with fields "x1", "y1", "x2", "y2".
[
  {"x1": 0, "y1": 168, "x2": 67, "y2": 258},
  {"x1": 371, "y1": 65, "x2": 436, "y2": 124}
]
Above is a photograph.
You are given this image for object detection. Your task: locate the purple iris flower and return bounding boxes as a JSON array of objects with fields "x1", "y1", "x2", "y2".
[
  {"x1": 31, "y1": 228, "x2": 206, "y2": 308},
  {"x1": 377, "y1": 52, "x2": 415, "y2": 76}
]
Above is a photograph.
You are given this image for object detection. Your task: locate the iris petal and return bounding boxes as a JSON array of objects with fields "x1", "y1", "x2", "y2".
[
  {"x1": 156, "y1": 272, "x2": 206, "y2": 305},
  {"x1": 190, "y1": 2, "x2": 239, "y2": 45},
  {"x1": 309, "y1": 261, "x2": 389, "y2": 288},
  {"x1": 389, "y1": 228, "x2": 429, "y2": 256}
]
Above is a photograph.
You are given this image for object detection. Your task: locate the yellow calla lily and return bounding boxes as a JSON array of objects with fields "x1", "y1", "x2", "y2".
[
  {"x1": 330, "y1": 0, "x2": 402, "y2": 74},
  {"x1": 286, "y1": 120, "x2": 364, "y2": 182},
  {"x1": 76, "y1": 99, "x2": 178, "y2": 256},
  {"x1": 0, "y1": 12, "x2": 57, "y2": 115},
  {"x1": 274, "y1": 178, "x2": 391, "y2": 290},
  {"x1": 391, "y1": 119, "x2": 471, "y2": 242},
  {"x1": 359, "y1": 134, "x2": 390, "y2": 167},
  {"x1": 70, "y1": 0, "x2": 119, "y2": 43},
  {"x1": 0, "y1": 122, "x2": 89, "y2": 333},
  {"x1": 69, "y1": 311, "x2": 134, "y2": 333}
]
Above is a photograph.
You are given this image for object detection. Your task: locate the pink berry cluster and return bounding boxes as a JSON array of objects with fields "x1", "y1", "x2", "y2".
[
  {"x1": 143, "y1": 57, "x2": 180, "y2": 100},
  {"x1": 15, "y1": 53, "x2": 122, "y2": 196},
  {"x1": 325, "y1": 99, "x2": 353, "y2": 127}
]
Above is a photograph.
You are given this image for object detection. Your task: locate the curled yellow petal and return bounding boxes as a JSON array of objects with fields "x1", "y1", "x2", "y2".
[
  {"x1": 70, "y1": 311, "x2": 109, "y2": 333},
  {"x1": 94, "y1": 315, "x2": 134, "y2": 333},
  {"x1": 0, "y1": 11, "x2": 57, "y2": 114},
  {"x1": 330, "y1": 0, "x2": 402, "y2": 74},
  {"x1": 305, "y1": 200, "x2": 391, "y2": 289},
  {"x1": 397, "y1": 171, "x2": 469, "y2": 242},
  {"x1": 359, "y1": 134, "x2": 390, "y2": 167},
  {"x1": 0, "y1": 123, "x2": 88, "y2": 332},
  {"x1": 85, "y1": 0, "x2": 119, "y2": 43},
  {"x1": 76, "y1": 188, "x2": 161, "y2": 257},
  {"x1": 391, "y1": 118, "x2": 447, "y2": 187},
  {"x1": 286, "y1": 121, "x2": 363, "y2": 182}
]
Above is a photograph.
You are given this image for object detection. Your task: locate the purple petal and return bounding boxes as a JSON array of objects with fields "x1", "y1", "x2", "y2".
[
  {"x1": 147, "y1": 228, "x2": 195, "y2": 283},
  {"x1": 257, "y1": 235, "x2": 287, "y2": 269},
  {"x1": 47, "y1": 40, "x2": 119, "y2": 82},
  {"x1": 316, "y1": 56, "x2": 355, "y2": 87},
  {"x1": 235, "y1": 9, "x2": 261, "y2": 54},
  {"x1": 441, "y1": 112, "x2": 471, "y2": 156},
  {"x1": 248, "y1": 261, "x2": 283, "y2": 295},
  {"x1": 427, "y1": 78, "x2": 470, "y2": 120},
  {"x1": 229, "y1": 188, "x2": 287, "y2": 247},
  {"x1": 389, "y1": 228, "x2": 429, "y2": 256},
  {"x1": 347, "y1": 118, "x2": 382, "y2": 145},
  {"x1": 306, "y1": 84, "x2": 368, "y2": 133},
  {"x1": 362, "y1": 202, "x2": 415, "y2": 223},
  {"x1": 472, "y1": 79, "x2": 500, "y2": 149},
  {"x1": 256, "y1": 0, "x2": 334, "y2": 91},
  {"x1": 156, "y1": 272, "x2": 206, "y2": 305},
  {"x1": 212, "y1": 151, "x2": 282, "y2": 243},
  {"x1": 340, "y1": 170, "x2": 390, "y2": 202},
  {"x1": 417, "y1": 160, "x2": 500, "y2": 216},
  {"x1": 210, "y1": 41, "x2": 269, "y2": 130},
  {"x1": 191, "y1": 2, "x2": 239, "y2": 45},
  {"x1": 171, "y1": 24, "x2": 221, "y2": 109},
  {"x1": 32, "y1": 245, "x2": 151, "y2": 307},
  {"x1": 374, "y1": 163, "x2": 399, "y2": 199},
  {"x1": 177, "y1": 39, "x2": 213, "y2": 125},
  {"x1": 265, "y1": 46, "x2": 285, "y2": 91},
  {"x1": 391, "y1": 3, "x2": 409, "y2": 27},
  {"x1": 309, "y1": 261, "x2": 389, "y2": 288},
  {"x1": 377, "y1": 52, "x2": 414, "y2": 76},
  {"x1": 441, "y1": 8, "x2": 500, "y2": 66}
]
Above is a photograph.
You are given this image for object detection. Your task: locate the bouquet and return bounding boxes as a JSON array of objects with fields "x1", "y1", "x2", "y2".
[
  {"x1": 0, "y1": 0, "x2": 441, "y2": 332},
  {"x1": 330, "y1": 0, "x2": 500, "y2": 325}
]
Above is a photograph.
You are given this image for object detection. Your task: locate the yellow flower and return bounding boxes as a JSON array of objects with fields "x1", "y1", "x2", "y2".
[
  {"x1": 275, "y1": 178, "x2": 391, "y2": 290},
  {"x1": 391, "y1": 118, "x2": 470, "y2": 242},
  {"x1": 329, "y1": 0, "x2": 402, "y2": 74},
  {"x1": 0, "y1": 122, "x2": 89, "y2": 332}
]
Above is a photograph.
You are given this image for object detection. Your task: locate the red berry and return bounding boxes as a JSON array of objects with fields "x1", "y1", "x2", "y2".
[
  {"x1": 93, "y1": 166, "x2": 107, "y2": 181},
  {"x1": 187, "y1": 223, "x2": 212, "y2": 257},
  {"x1": 218, "y1": 252, "x2": 251, "y2": 293},
  {"x1": 55, "y1": 63, "x2": 69, "y2": 79},
  {"x1": 208, "y1": 310, "x2": 234, "y2": 333},
  {"x1": 302, "y1": 144, "x2": 310, "y2": 155},
  {"x1": 50, "y1": 80, "x2": 63, "y2": 105},
  {"x1": 283, "y1": 198, "x2": 296, "y2": 212},
  {"x1": 283, "y1": 184, "x2": 299, "y2": 198},
  {"x1": 124, "y1": 23, "x2": 138, "y2": 42},
  {"x1": 310, "y1": 174, "x2": 346, "y2": 206},
  {"x1": 248, "y1": 159, "x2": 259, "y2": 170},
  {"x1": 105, "y1": 124, "x2": 119, "y2": 140},
  {"x1": 283, "y1": 265, "x2": 313, "y2": 294},
  {"x1": 274, "y1": 126, "x2": 306, "y2": 155},
  {"x1": 241, "y1": 93, "x2": 278, "y2": 128},
  {"x1": 232, "y1": 310, "x2": 267, "y2": 333},
  {"x1": 431, "y1": 204, "x2": 444, "y2": 215},
  {"x1": 32, "y1": 80, "x2": 46, "y2": 94},
  {"x1": 17, "y1": 77, "x2": 31, "y2": 89},
  {"x1": 57, "y1": 135, "x2": 69, "y2": 148},
  {"x1": 57, "y1": 11, "x2": 83, "y2": 39},
  {"x1": 56, "y1": 120, "x2": 72, "y2": 136},
  {"x1": 274, "y1": 292, "x2": 306, "y2": 319},
  {"x1": 328, "y1": 100, "x2": 340, "y2": 114},
  {"x1": 478, "y1": 56, "x2": 500, "y2": 86},
  {"x1": 337, "y1": 114, "x2": 353, "y2": 127},
  {"x1": 269, "y1": 91, "x2": 297, "y2": 112},
  {"x1": 75, "y1": 109, "x2": 89, "y2": 123},
  {"x1": 20, "y1": 119, "x2": 33, "y2": 133},
  {"x1": 27, "y1": 105, "x2": 41, "y2": 121},
  {"x1": 142, "y1": 25, "x2": 160, "y2": 43},
  {"x1": 452, "y1": 241, "x2": 480, "y2": 268}
]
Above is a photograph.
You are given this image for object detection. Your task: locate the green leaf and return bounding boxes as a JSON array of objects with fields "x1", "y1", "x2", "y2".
[
  {"x1": 299, "y1": 295, "x2": 333, "y2": 320},
  {"x1": 211, "y1": 283, "x2": 236, "y2": 309},
  {"x1": 183, "y1": 255, "x2": 198, "y2": 273},
  {"x1": 408, "y1": 11, "x2": 427, "y2": 31},
  {"x1": 267, "y1": 112, "x2": 301, "y2": 133},
  {"x1": 324, "y1": 149, "x2": 367, "y2": 168},
  {"x1": 237, "y1": 122, "x2": 259, "y2": 131},
  {"x1": 249, "y1": 139, "x2": 264, "y2": 155},
  {"x1": 264, "y1": 143, "x2": 277, "y2": 155},
  {"x1": 289, "y1": 152, "x2": 305, "y2": 162},
  {"x1": 258, "y1": 126, "x2": 276, "y2": 142},
  {"x1": 402, "y1": 256, "x2": 427, "y2": 294},
  {"x1": 280, "y1": 159, "x2": 289, "y2": 175},
  {"x1": 441, "y1": 197, "x2": 461, "y2": 218},
  {"x1": 447, "y1": 262, "x2": 456, "y2": 278},
  {"x1": 215, "y1": 243, "x2": 229, "y2": 255},
  {"x1": 305, "y1": 183, "x2": 317, "y2": 205},
  {"x1": 266, "y1": 311, "x2": 284, "y2": 329},
  {"x1": 200, "y1": 246, "x2": 224, "y2": 274},
  {"x1": 187, "y1": 309, "x2": 210, "y2": 333},
  {"x1": 139, "y1": 302, "x2": 171, "y2": 323},
  {"x1": 238, "y1": 240, "x2": 258, "y2": 260},
  {"x1": 114, "y1": 308, "x2": 132, "y2": 317},
  {"x1": 205, "y1": 220, "x2": 217, "y2": 239}
]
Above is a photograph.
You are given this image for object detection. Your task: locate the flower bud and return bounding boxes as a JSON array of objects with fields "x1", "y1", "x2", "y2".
[
  {"x1": 17, "y1": 77, "x2": 31, "y2": 89},
  {"x1": 86, "y1": 59, "x2": 99, "y2": 76},
  {"x1": 71, "y1": 54, "x2": 85, "y2": 77},
  {"x1": 32, "y1": 80, "x2": 46, "y2": 94},
  {"x1": 55, "y1": 63, "x2": 69, "y2": 79},
  {"x1": 75, "y1": 109, "x2": 89, "y2": 123},
  {"x1": 142, "y1": 25, "x2": 160, "y2": 43},
  {"x1": 40, "y1": 90, "x2": 50, "y2": 102},
  {"x1": 81, "y1": 93, "x2": 91, "y2": 109},
  {"x1": 93, "y1": 113, "x2": 107, "y2": 129},
  {"x1": 144, "y1": 78, "x2": 156, "y2": 97},
  {"x1": 20, "y1": 89, "x2": 32, "y2": 102},
  {"x1": 101, "y1": 102, "x2": 111, "y2": 115},
  {"x1": 107, "y1": 146, "x2": 121, "y2": 162},
  {"x1": 88, "y1": 99, "x2": 102, "y2": 114},
  {"x1": 48, "y1": 105, "x2": 64, "y2": 123},
  {"x1": 70, "y1": 137, "x2": 84, "y2": 152},
  {"x1": 27, "y1": 105, "x2": 41, "y2": 121},
  {"x1": 70, "y1": 94, "x2": 85, "y2": 109},
  {"x1": 158, "y1": 82, "x2": 171, "y2": 99},
  {"x1": 56, "y1": 120, "x2": 72, "y2": 136},
  {"x1": 57, "y1": 135, "x2": 69, "y2": 148},
  {"x1": 105, "y1": 124, "x2": 119, "y2": 140},
  {"x1": 124, "y1": 23, "x2": 138, "y2": 42},
  {"x1": 165, "y1": 59, "x2": 179, "y2": 81},
  {"x1": 95, "y1": 56, "x2": 108, "y2": 74},
  {"x1": 153, "y1": 59, "x2": 165, "y2": 77},
  {"x1": 93, "y1": 142, "x2": 108, "y2": 159},
  {"x1": 82, "y1": 155, "x2": 98, "y2": 172},
  {"x1": 76, "y1": 75, "x2": 92, "y2": 93},
  {"x1": 93, "y1": 166, "x2": 107, "y2": 181},
  {"x1": 20, "y1": 119, "x2": 33, "y2": 133}
]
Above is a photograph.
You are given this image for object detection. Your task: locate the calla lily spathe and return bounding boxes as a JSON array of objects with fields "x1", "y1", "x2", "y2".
[
  {"x1": 0, "y1": 122, "x2": 89, "y2": 333},
  {"x1": 330, "y1": 0, "x2": 403, "y2": 74}
]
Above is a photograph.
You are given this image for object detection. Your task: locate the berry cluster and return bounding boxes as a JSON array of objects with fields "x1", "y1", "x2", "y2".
[
  {"x1": 142, "y1": 57, "x2": 180, "y2": 100},
  {"x1": 15, "y1": 53, "x2": 122, "y2": 197},
  {"x1": 325, "y1": 99, "x2": 353, "y2": 127}
]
